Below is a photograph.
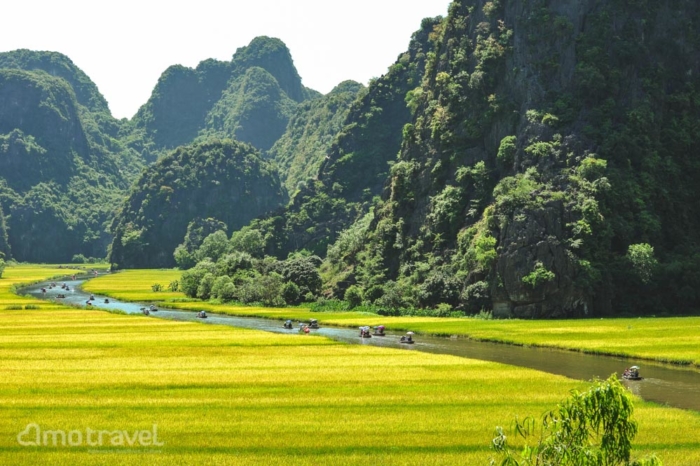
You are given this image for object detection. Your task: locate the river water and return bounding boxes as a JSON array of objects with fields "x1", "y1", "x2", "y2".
[{"x1": 22, "y1": 277, "x2": 700, "y2": 412}]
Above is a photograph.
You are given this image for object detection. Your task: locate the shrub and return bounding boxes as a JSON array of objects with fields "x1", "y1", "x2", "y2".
[
  {"x1": 491, "y1": 375, "x2": 662, "y2": 465},
  {"x1": 167, "y1": 280, "x2": 179, "y2": 292},
  {"x1": 151, "y1": 283, "x2": 163, "y2": 292},
  {"x1": 279, "y1": 256, "x2": 322, "y2": 295},
  {"x1": 522, "y1": 262, "x2": 555, "y2": 288},
  {"x1": 0, "y1": 259, "x2": 5, "y2": 278},
  {"x1": 497, "y1": 135, "x2": 517, "y2": 166},
  {"x1": 344, "y1": 285, "x2": 363, "y2": 309},
  {"x1": 71, "y1": 254, "x2": 87, "y2": 264},
  {"x1": 210, "y1": 276, "x2": 232, "y2": 300},
  {"x1": 195, "y1": 230, "x2": 230, "y2": 263},
  {"x1": 24, "y1": 305, "x2": 40, "y2": 310},
  {"x1": 173, "y1": 245, "x2": 196, "y2": 270},
  {"x1": 180, "y1": 260, "x2": 216, "y2": 297},
  {"x1": 229, "y1": 227, "x2": 265, "y2": 257},
  {"x1": 364, "y1": 284, "x2": 385, "y2": 303},
  {"x1": 627, "y1": 243, "x2": 657, "y2": 284},
  {"x1": 196, "y1": 273, "x2": 216, "y2": 300},
  {"x1": 282, "y1": 281, "x2": 301, "y2": 305}
]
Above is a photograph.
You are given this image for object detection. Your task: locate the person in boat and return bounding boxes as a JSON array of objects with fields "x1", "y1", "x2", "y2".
[
  {"x1": 304, "y1": 326, "x2": 310, "y2": 334},
  {"x1": 89, "y1": 295, "x2": 95, "y2": 301},
  {"x1": 284, "y1": 320, "x2": 293, "y2": 329},
  {"x1": 104, "y1": 299, "x2": 109, "y2": 304}
]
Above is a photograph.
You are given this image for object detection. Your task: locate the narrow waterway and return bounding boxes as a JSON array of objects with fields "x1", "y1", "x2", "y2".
[{"x1": 23, "y1": 277, "x2": 700, "y2": 412}]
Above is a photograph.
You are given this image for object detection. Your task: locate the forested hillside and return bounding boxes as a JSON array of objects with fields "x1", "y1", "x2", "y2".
[
  {"x1": 322, "y1": 0, "x2": 700, "y2": 317},
  {"x1": 5, "y1": 1, "x2": 700, "y2": 318},
  {"x1": 124, "y1": 37, "x2": 320, "y2": 162},
  {"x1": 267, "y1": 80, "x2": 364, "y2": 193},
  {"x1": 238, "y1": 18, "x2": 440, "y2": 258},
  {"x1": 108, "y1": 140, "x2": 286, "y2": 269},
  {"x1": 0, "y1": 51, "x2": 142, "y2": 262}
]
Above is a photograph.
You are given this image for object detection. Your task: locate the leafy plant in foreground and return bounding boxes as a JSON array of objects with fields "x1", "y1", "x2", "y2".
[{"x1": 490, "y1": 375, "x2": 661, "y2": 466}]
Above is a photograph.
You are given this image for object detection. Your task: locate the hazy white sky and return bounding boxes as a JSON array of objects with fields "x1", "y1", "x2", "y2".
[{"x1": 1, "y1": 0, "x2": 451, "y2": 119}]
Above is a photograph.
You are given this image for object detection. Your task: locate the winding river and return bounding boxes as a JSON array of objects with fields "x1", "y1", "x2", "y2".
[{"x1": 22, "y1": 276, "x2": 700, "y2": 412}]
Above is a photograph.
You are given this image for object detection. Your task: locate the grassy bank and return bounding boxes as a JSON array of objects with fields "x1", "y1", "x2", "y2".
[
  {"x1": 85, "y1": 270, "x2": 700, "y2": 367},
  {"x1": 2, "y1": 287, "x2": 700, "y2": 463}
]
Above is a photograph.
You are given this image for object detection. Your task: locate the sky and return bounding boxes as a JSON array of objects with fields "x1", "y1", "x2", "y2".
[{"x1": 1, "y1": 0, "x2": 451, "y2": 119}]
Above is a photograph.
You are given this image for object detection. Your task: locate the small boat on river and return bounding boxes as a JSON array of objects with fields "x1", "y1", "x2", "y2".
[{"x1": 623, "y1": 365, "x2": 643, "y2": 381}]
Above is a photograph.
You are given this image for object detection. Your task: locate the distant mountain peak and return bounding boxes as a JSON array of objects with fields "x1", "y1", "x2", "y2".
[{"x1": 232, "y1": 36, "x2": 305, "y2": 102}]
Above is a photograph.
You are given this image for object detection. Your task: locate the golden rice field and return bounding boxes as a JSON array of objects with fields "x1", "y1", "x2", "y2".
[
  {"x1": 1, "y1": 264, "x2": 700, "y2": 464},
  {"x1": 85, "y1": 270, "x2": 700, "y2": 367}
]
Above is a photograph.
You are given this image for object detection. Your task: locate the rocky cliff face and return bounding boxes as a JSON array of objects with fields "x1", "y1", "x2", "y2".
[
  {"x1": 238, "y1": 18, "x2": 439, "y2": 259},
  {"x1": 344, "y1": 0, "x2": 700, "y2": 316}
]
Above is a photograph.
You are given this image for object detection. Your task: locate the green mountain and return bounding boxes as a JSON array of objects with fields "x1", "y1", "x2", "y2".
[
  {"x1": 325, "y1": 0, "x2": 700, "y2": 317},
  {"x1": 268, "y1": 80, "x2": 364, "y2": 194},
  {"x1": 108, "y1": 139, "x2": 286, "y2": 269},
  {"x1": 0, "y1": 51, "x2": 142, "y2": 262},
  {"x1": 126, "y1": 36, "x2": 319, "y2": 162},
  {"x1": 237, "y1": 18, "x2": 440, "y2": 258}
]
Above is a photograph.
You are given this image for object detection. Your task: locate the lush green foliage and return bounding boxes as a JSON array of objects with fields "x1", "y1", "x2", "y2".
[
  {"x1": 492, "y1": 376, "x2": 661, "y2": 466},
  {"x1": 268, "y1": 80, "x2": 364, "y2": 193},
  {"x1": 320, "y1": 0, "x2": 700, "y2": 317},
  {"x1": 125, "y1": 36, "x2": 318, "y2": 162},
  {"x1": 0, "y1": 52, "x2": 143, "y2": 262},
  {"x1": 232, "y1": 17, "x2": 440, "y2": 263},
  {"x1": 109, "y1": 139, "x2": 285, "y2": 268}
]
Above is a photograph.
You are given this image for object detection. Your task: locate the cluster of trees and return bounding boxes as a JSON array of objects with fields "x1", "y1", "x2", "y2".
[{"x1": 177, "y1": 226, "x2": 322, "y2": 307}]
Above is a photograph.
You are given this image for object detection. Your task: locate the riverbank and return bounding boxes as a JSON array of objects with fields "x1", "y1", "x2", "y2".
[
  {"x1": 3, "y1": 265, "x2": 700, "y2": 464},
  {"x1": 84, "y1": 269, "x2": 700, "y2": 367}
]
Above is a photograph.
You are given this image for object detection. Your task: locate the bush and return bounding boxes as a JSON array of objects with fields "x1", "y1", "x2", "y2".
[
  {"x1": 196, "y1": 273, "x2": 216, "y2": 300},
  {"x1": 71, "y1": 254, "x2": 87, "y2": 264},
  {"x1": 238, "y1": 273, "x2": 285, "y2": 306},
  {"x1": 180, "y1": 260, "x2": 216, "y2": 297},
  {"x1": 344, "y1": 285, "x2": 363, "y2": 309},
  {"x1": 173, "y1": 245, "x2": 196, "y2": 270},
  {"x1": 491, "y1": 375, "x2": 662, "y2": 465},
  {"x1": 167, "y1": 280, "x2": 179, "y2": 292},
  {"x1": 229, "y1": 227, "x2": 265, "y2": 257},
  {"x1": 282, "y1": 281, "x2": 301, "y2": 305},
  {"x1": 151, "y1": 283, "x2": 163, "y2": 292},
  {"x1": 279, "y1": 256, "x2": 322, "y2": 294},
  {"x1": 195, "y1": 230, "x2": 230, "y2": 263},
  {"x1": 497, "y1": 135, "x2": 517, "y2": 166},
  {"x1": 364, "y1": 284, "x2": 385, "y2": 303},
  {"x1": 522, "y1": 262, "x2": 556, "y2": 288},
  {"x1": 0, "y1": 259, "x2": 5, "y2": 279},
  {"x1": 210, "y1": 276, "x2": 232, "y2": 300}
]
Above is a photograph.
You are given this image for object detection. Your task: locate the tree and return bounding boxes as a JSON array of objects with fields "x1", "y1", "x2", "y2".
[
  {"x1": 490, "y1": 375, "x2": 662, "y2": 466},
  {"x1": 229, "y1": 227, "x2": 265, "y2": 257},
  {"x1": 195, "y1": 230, "x2": 230, "y2": 263},
  {"x1": 626, "y1": 243, "x2": 657, "y2": 284}
]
